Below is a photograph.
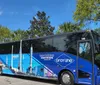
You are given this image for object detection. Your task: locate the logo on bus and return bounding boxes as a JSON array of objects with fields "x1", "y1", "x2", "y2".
[
  {"x1": 55, "y1": 54, "x2": 74, "y2": 67},
  {"x1": 40, "y1": 54, "x2": 54, "y2": 61}
]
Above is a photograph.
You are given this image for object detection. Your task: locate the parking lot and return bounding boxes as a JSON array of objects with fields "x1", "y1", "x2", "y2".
[{"x1": 0, "y1": 75, "x2": 57, "y2": 85}]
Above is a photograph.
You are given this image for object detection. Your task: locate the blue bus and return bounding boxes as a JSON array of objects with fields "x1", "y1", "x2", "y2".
[{"x1": 0, "y1": 30, "x2": 100, "y2": 85}]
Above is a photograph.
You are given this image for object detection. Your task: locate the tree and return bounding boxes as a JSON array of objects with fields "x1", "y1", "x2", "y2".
[
  {"x1": 29, "y1": 11, "x2": 55, "y2": 38},
  {"x1": 56, "y1": 22, "x2": 80, "y2": 34},
  {"x1": 0, "y1": 25, "x2": 12, "y2": 42},
  {"x1": 73, "y1": 0, "x2": 100, "y2": 26},
  {"x1": 95, "y1": 28, "x2": 100, "y2": 34},
  {"x1": 12, "y1": 29, "x2": 29, "y2": 41}
]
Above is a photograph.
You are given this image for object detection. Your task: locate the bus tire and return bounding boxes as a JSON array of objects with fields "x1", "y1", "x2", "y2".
[
  {"x1": 0, "y1": 67, "x2": 2, "y2": 75},
  {"x1": 60, "y1": 71, "x2": 74, "y2": 85}
]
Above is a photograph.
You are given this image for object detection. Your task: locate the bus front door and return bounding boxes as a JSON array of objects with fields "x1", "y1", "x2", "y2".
[{"x1": 77, "y1": 40, "x2": 94, "y2": 85}]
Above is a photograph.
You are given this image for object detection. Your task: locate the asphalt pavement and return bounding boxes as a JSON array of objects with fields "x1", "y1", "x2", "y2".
[{"x1": 0, "y1": 75, "x2": 57, "y2": 85}]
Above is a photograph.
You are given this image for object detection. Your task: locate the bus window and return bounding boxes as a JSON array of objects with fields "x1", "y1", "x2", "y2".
[
  {"x1": 78, "y1": 41, "x2": 92, "y2": 62},
  {"x1": 53, "y1": 35, "x2": 66, "y2": 52},
  {"x1": 33, "y1": 38, "x2": 53, "y2": 52},
  {"x1": 92, "y1": 32, "x2": 100, "y2": 68},
  {"x1": 95, "y1": 44, "x2": 100, "y2": 67}
]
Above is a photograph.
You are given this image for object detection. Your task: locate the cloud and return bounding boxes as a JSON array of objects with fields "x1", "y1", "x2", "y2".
[
  {"x1": 9, "y1": 12, "x2": 18, "y2": 15},
  {"x1": 0, "y1": 7, "x2": 3, "y2": 16},
  {"x1": 8, "y1": 11, "x2": 32, "y2": 16},
  {"x1": 0, "y1": 11, "x2": 3, "y2": 15}
]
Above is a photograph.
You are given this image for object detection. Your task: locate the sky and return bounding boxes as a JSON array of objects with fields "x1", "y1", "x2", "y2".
[{"x1": 0, "y1": 0, "x2": 76, "y2": 31}]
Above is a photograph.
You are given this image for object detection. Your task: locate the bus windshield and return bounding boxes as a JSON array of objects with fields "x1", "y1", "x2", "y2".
[{"x1": 93, "y1": 32, "x2": 100, "y2": 67}]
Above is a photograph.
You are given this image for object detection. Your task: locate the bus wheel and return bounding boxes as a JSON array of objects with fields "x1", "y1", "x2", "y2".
[
  {"x1": 0, "y1": 67, "x2": 2, "y2": 75},
  {"x1": 60, "y1": 71, "x2": 74, "y2": 85}
]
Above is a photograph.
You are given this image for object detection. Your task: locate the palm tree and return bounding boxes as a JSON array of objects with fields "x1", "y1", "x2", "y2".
[{"x1": 57, "y1": 22, "x2": 80, "y2": 34}]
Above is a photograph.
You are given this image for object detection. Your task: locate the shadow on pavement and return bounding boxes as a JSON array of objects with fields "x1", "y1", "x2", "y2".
[{"x1": 1, "y1": 74, "x2": 79, "y2": 85}]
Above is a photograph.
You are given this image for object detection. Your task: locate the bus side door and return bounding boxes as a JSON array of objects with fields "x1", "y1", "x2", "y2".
[{"x1": 77, "y1": 40, "x2": 94, "y2": 85}]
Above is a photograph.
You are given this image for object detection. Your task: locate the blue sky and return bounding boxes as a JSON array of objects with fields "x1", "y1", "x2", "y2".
[{"x1": 0, "y1": 0, "x2": 76, "y2": 31}]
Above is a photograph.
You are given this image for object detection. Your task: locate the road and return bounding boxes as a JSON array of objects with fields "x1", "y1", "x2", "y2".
[{"x1": 0, "y1": 75, "x2": 57, "y2": 85}]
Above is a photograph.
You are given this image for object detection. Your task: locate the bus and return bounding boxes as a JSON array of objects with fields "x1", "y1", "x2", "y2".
[{"x1": 0, "y1": 30, "x2": 100, "y2": 85}]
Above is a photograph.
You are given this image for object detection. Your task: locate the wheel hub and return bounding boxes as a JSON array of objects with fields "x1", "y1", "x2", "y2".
[{"x1": 62, "y1": 74, "x2": 71, "y2": 84}]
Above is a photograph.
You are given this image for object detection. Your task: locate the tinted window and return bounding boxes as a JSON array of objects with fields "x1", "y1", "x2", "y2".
[
  {"x1": 52, "y1": 34, "x2": 78, "y2": 55},
  {"x1": 0, "y1": 42, "x2": 20, "y2": 54},
  {"x1": 13, "y1": 42, "x2": 20, "y2": 54},
  {"x1": 92, "y1": 32, "x2": 100, "y2": 67},
  {"x1": 22, "y1": 40, "x2": 30, "y2": 53},
  {"x1": 0, "y1": 32, "x2": 91, "y2": 54},
  {"x1": 0, "y1": 44, "x2": 12, "y2": 54},
  {"x1": 66, "y1": 32, "x2": 91, "y2": 55},
  {"x1": 33, "y1": 37, "x2": 53, "y2": 52},
  {"x1": 53, "y1": 35, "x2": 66, "y2": 51},
  {"x1": 52, "y1": 32, "x2": 91, "y2": 55},
  {"x1": 52, "y1": 33, "x2": 82, "y2": 55},
  {"x1": 65, "y1": 33, "x2": 80, "y2": 55}
]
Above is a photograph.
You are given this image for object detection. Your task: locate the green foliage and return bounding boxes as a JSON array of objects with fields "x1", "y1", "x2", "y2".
[
  {"x1": 0, "y1": 25, "x2": 12, "y2": 42},
  {"x1": 74, "y1": 0, "x2": 100, "y2": 26},
  {"x1": 29, "y1": 11, "x2": 55, "y2": 38},
  {"x1": 57, "y1": 22, "x2": 81, "y2": 34},
  {"x1": 0, "y1": 26, "x2": 29, "y2": 42},
  {"x1": 95, "y1": 28, "x2": 100, "y2": 34},
  {"x1": 11, "y1": 29, "x2": 29, "y2": 41}
]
